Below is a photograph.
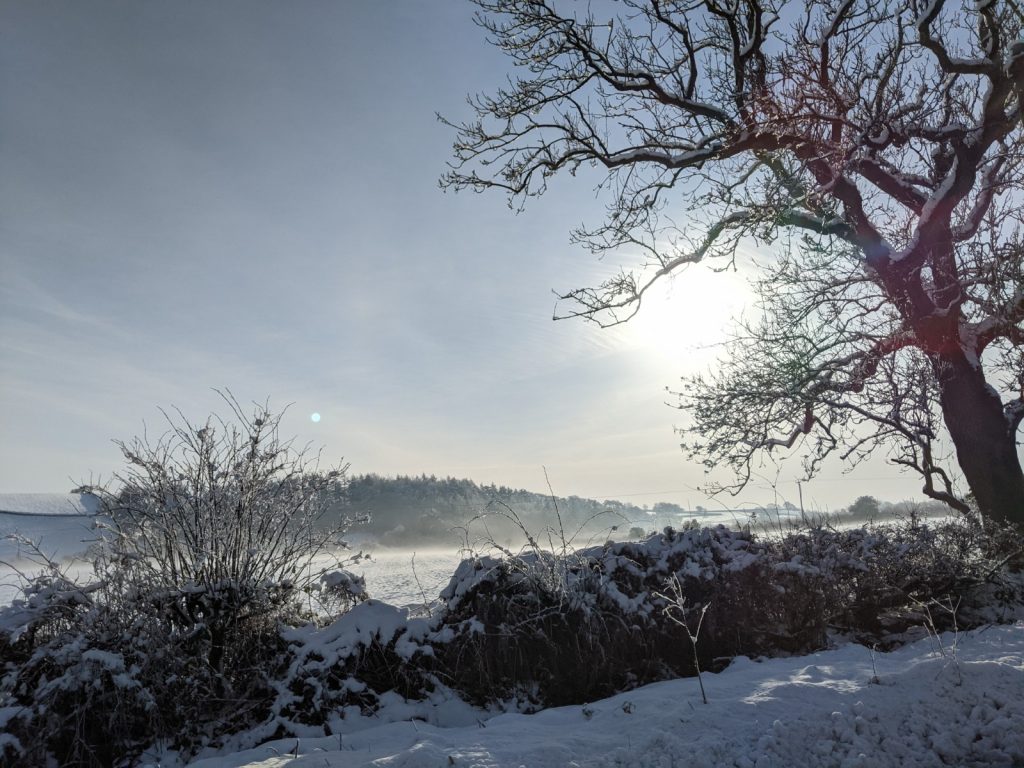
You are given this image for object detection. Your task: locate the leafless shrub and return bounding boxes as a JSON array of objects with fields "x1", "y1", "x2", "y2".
[
  {"x1": 0, "y1": 394, "x2": 363, "y2": 765},
  {"x1": 94, "y1": 391, "x2": 357, "y2": 631}
]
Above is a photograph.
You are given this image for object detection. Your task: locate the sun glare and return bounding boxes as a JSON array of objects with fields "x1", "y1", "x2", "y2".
[
  {"x1": 625, "y1": 267, "x2": 752, "y2": 372},
  {"x1": 310, "y1": 412, "x2": 321, "y2": 423}
]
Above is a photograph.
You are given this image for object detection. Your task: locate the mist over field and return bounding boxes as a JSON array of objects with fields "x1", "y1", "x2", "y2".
[{"x1": 1, "y1": 480, "x2": 952, "y2": 614}]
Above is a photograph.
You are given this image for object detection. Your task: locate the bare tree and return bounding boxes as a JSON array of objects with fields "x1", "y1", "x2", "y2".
[{"x1": 442, "y1": 0, "x2": 1024, "y2": 524}]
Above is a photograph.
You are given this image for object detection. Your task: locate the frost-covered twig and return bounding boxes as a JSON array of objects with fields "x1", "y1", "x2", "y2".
[{"x1": 656, "y1": 574, "x2": 711, "y2": 705}]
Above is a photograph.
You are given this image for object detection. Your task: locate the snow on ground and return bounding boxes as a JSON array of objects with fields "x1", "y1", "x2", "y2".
[{"x1": 188, "y1": 623, "x2": 1024, "y2": 768}]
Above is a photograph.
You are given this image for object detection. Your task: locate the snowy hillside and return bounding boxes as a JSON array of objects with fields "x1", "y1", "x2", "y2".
[
  {"x1": 0, "y1": 492, "x2": 102, "y2": 517},
  {"x1": 188, "y1": 623, "x2": 1024, "y2": 768},
  {"x1": 0, "y1": 492, "x2": 104, "y2": 565}
]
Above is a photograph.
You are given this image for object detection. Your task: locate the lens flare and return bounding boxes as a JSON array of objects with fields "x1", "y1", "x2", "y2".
[{"x1": 311, "y1": 412, "x2": 321, "y2": 423}]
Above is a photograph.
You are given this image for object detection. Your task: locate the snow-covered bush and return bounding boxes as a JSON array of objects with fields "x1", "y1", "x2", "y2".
[
  {"x1": 0, "y1": 396, "x2": 364, "y2": 766},
  {"x1": 430, "y1": 516, "x2": 1023, "y2": 708},
  {"x1": 764, "y1": 515, "x2": 1024, "y2": 644},
  {"x1": 89, "y1": 394, "x2": 359, "y2": 672},
  {"x1": 265, "y1": 601, "x2": 436, "y2": 735},
  {"x1": 430, "y1": 524, "x2": 761, "y2": 707},
  {"x1": 0, "y1": 558, "x2": 299, "y2": 766}
]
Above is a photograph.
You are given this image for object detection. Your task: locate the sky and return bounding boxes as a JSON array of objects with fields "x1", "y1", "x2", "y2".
[{"x1": 0, "y1": 0, "x2": 930, "y2": 512}]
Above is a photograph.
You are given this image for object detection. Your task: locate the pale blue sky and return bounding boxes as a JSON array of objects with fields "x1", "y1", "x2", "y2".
[{"x1": 0, "y1": 0, "x2": 925, "y2": 510}]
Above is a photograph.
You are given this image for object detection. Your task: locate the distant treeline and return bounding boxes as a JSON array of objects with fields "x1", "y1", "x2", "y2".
[
  {"x1": 308, "y1": 475, "x2": 953, "y2": 548},
  {"x1": 319, "y1": 473, "x2": 701, "y2": 547},
  {"x1": 110, "y1": 471, "x2": 951, "y2": 550}
]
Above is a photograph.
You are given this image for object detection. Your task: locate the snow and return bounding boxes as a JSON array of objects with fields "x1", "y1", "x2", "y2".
[
  {"x1": 0, "y1": 492, "x2": 102, "y2": 517},
  {"x1": 187, "y1": 623, "x2": 1024, "y2": 768},
  {"x1": 0, "y1": 493, "x2": 105, "y2": 564},
  {"x1": 0, "y1": 495, "x2": 109, "y2": 606},
  {"x1": 0, "y1": 504, "x2": 103, "y2": 576},
  {"x1": 5, "y1": 518, "x2": 1021, "y2": 766},
  {"x1": 321, "y1": 569, "x2": 368, "y2": 600},
  {"x1": 892, "y1": 158, "x2": 959, "y2": 264},
  {"x1": 281, "y1": 601, "x2": 429, "y2": 664},
  {"x1": 611, "y1": 145, "x2": 718, "y2": 167}
]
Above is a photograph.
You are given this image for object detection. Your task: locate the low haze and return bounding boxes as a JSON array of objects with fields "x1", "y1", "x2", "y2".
[{"x1": 1, "y1": 0, "x2": 926, "y2": 511}]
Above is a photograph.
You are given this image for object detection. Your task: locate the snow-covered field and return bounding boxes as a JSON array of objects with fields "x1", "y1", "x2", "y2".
[
  {"x1": 0, "y1": 493, "x2": 104, "y2": 566},
  {"x1": 0, "y1": 540, "x2": 462, "y2": 611},
  {"x1": 0, "y1": 503, "x2": 102, "y2": 606},
  {"x1": 0, "y1": 504, "x2": 462, "y2": 609},
  {"x1": 347, "y1": 550, "x2": 464, "y2": 608},
  {"x1": 189, "y1": 622, "x2": 1024, "y2": 768}
]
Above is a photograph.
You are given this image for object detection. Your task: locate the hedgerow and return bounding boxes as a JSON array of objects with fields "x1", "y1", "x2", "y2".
[
  {"x1": 2, "y1": 509, "x2": 1021, "y2": 765},
  {"x1": 429, "y1": 515, "x2": 1023, "y2": 708}
]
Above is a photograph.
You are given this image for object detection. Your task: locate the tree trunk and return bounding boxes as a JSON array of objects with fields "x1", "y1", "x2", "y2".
[{"x1": 933, "y1": 353, "x2": 1024, "y2": 526}]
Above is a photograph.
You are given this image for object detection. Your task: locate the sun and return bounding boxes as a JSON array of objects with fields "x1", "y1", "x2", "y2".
[{"x1": 623, "y1": 267, "x2": 752, "y2": 371}]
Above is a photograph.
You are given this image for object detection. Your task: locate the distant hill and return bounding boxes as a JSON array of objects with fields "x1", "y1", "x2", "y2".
[
  {"x1": 0, "y1": 492, "x2": 102, "y2": 517},
  {"x1": 319, "y1": 476, "x2": 956, "y2": 548},
  {"x1": 0, "y1": 492, "x2": 106, "y2": 564},
  {"x1": 0, "y1": 482, "x2": 953, "y2": 561},
  {"x1": 321, "y1": 474, "x2": 711, "y2": 548}
]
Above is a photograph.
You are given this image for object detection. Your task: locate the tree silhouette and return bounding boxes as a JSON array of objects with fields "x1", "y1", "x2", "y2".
[{"x1": 443, "y1": 0, "x2": 1024, "y2": 524}]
